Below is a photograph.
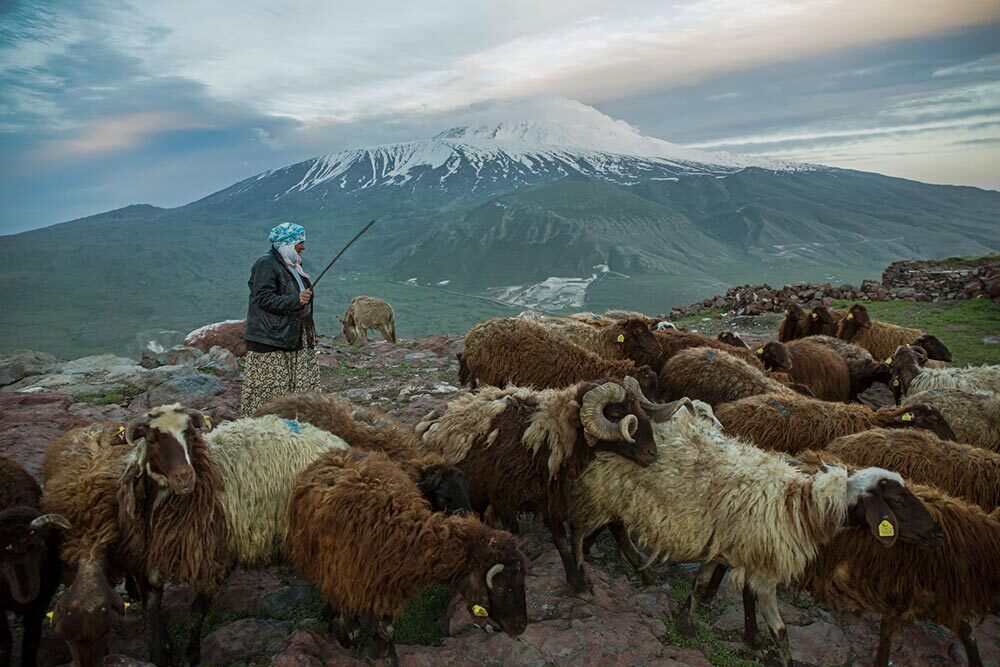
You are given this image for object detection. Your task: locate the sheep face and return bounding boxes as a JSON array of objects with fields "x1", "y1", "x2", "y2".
[
  {"x1": 912, "y1": 334, "x2": 952, "y2": 362},
  {"x1": 785, "y1": 303, "x2": 806, "y2": 322},
  {"x1": 460, "y1": 551, "x2": 528, "y2": 637},
  {"x1": 339, "y1": 313, "x2": 358, "y2": 345},
  {"x1": 809, "y1": 306, "x2": 838, "y2": 335},
  {"x1": 0, "y1": 508, "x2": 46, "y2": 604},
  {"x1": 888, "y1": 346, "x2": 926, "y2": 400},
  {"x1": 716, "y1": 331, "x2": 749, "y2": 350},
  {"x1": 591, "y1": 397, "x2": 656, "y2": 467},
  {"x1": 843, "y1": 304, "x2": 872, "y2": 331},
  {"x1": 126, "y1": 405, "x2": 205, "y2": 494},
  {"x1": 888, "y1": 404, "x2": 957, "y2": 441},
  {"x1": 614, "y1": 319, "x2": 661, "y2": 367},
  {"x1": 53, "y1": 558, "x2": 126, "y2": 667},
  {"x1": 625, "y1": 366, "x2": 659, "y2": 402},
  {"x1": 756, "y1": 341, "x2": 792, "y2": 372},
  {"x1": 845, "y1": 469, "x2": 944, "y2": 549},
  {"x1": 416, "y1": 465, "x2": 472, "y2": 515}
]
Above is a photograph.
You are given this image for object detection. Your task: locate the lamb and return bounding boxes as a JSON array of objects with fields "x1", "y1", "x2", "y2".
[
  {"x1": 256, "y1": 392, "x2": 471, "y2": 513},
  {"x1": 902, "y1": 387, "x2": 1000, "y2": 452},
  {"x1": 568, "y1": 413, "x2": 943, "y2": 667},
  {"x1": 96, "y1": 405, "x2": 348, "y2": 666},
  {"x1": 417, "y1": 377, "x2": 689, "y2": 592},
  {"x1": 286, "y1": 450, "x2": 527, "y2": 664},
  {"x1": 655, "y1": 329, "x2": 764, "y2": 369},
  {"x1": 714, "y1": 393, "x2": 958, "y2": 454},
  {"x1": 458, "y1": 318, "x2": 659, "y2": 399},
  {"x1": 889, "y1": 345, "x2": 1000, "y2": 400},
  {"x1": 805, "y1": 335, "x2": 891, "y2": 399},
  {"x1": 338, "y1": 295, "x2": 396, "y2": 345},
  {"x1": 836, "y1": 303, "x2": 952, "y2": 362},
  {"x1": 1, "y1": 457, "x2": 69, "y2": 667},
  {"x1": 657, "y1": 347, "x2": 795, "y2": 406},
  {"x1": 41, "y1": 426, "x2": 132, "y2": 667},
  {"x1": 825, "y1": 428, "x2": 1000, "y2": 511},
  {"x1": 542, "y1": 317, "x2": 662, "y2": 367},
  {"x1": 761, "y1": 338, "x2": 852, "y2": 402},
  {"x1": 777, "y1": 303, "x2": 809, "y2": 342},
  {"x1": 799, "y1": 484, "x2": 1000, "y2": 667}
]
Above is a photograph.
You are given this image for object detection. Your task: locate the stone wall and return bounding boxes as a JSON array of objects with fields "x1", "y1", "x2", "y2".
[{"x1": 669, "y1": 255, "x2": 1000, "y2": 318}]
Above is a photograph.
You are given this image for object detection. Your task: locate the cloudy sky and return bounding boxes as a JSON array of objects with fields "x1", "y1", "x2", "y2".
[{"x1": 1, "y1": 0, "x2": 998, "y2": 234}]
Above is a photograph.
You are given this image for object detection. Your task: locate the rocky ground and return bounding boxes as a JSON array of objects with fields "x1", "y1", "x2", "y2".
[{"x1": 1, "y1": 322, "x2": 997, "y2": 666}]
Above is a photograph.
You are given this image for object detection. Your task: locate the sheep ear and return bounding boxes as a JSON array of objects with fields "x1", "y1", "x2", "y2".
[{"x1": 860, "y1": 491, "x2": 899, "y2": 548}]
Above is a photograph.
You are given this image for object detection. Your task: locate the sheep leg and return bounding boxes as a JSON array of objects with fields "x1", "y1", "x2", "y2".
[
  {"x1": 608, "y1": 521, "x2": 655, "y2": 586},
  {"x1": 19, "y1": 604, "x2": 45, "y2": 667},
  {"x1": 742, "y1": 584, "x2": 763, "y2": 649},
  {"x1": 146, "y1": 586, "x2": 175, "y2": 667},
  {"x1": 185, "y1": 591, "x2": 212, "y2": 665},
  {"x1": 550, "y1": 519, "x2": 588, "y2": 594},
  {"x1": 695, "y1": 563, "x2": 727, "y2": 605},
  {"x1": 0, "y1": 608, "x2": 11, "y2": 667},
  {"x1": 873, "y1": 614, "x2": 901, "y2": 667},
  {"x1": 676, "y1": 562, "x2": 721, "y2": 637},
  {"x1": 369, "y1": 615, "x2": 399, "y2": 666},
  {"x1": 755, "y1": 588, "x2": 790, "y2": 667},
  {"x1": 957, "y1": 621, "x2": 983, "y2": 667}
]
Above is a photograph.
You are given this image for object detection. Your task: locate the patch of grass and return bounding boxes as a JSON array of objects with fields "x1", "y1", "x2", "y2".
[
  {"x1": 830, "y1": 297, "x2": 1000, "y2": 365},
  {"x1": 671, "y1": 308, "x2": 728, "y2": 326},
  {"x1": 74, "y1": 385, "x2": 141, "y2": 405},
  {"x1": 661, "y1": 615, "x2": 764, "y2": 667},
  {"x1": 907, "y1": 253, "x2": 998, "y2": 270},
  {"x1": 395, "y1": 585, "x2": 451, "y2": 645}
]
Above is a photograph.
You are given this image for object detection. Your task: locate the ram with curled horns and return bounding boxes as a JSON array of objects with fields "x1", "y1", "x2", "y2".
[{"x1": 416, "y1": 377, "x2": 690, "y2": 592}]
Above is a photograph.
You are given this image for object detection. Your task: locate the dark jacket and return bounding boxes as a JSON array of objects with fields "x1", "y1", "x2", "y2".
[{"x1": 244, "y1": 248, "x2": 313, "y2": 350}]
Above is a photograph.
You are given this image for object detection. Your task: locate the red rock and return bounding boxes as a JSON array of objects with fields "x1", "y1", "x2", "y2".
[
  {"x1": 201, "y1": 618, "x2": 292, "y2": 665},
  {"x1": 788, "y1": 620, "x2": 850, "y2": 666},
  {"x1": 184, "y1": 320, "x2": 247, "y2": 357},
  {"x1": 272, "y1": 631, "x2": 360, "y2": 667}
]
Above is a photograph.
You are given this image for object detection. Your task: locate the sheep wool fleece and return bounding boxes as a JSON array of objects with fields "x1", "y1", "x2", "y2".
[{"x1": 241, "y1": 347, "x2": 321, "y2": 417}]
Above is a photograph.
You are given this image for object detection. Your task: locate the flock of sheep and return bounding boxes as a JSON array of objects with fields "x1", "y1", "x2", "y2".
[{"x1": 1, "y1": 298, "x2": 999, "y2": 667}]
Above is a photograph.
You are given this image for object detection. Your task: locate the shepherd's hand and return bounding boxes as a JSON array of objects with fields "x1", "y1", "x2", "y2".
[{"x1": 299, "y1": 289, "x2": 313, "y2": 304}]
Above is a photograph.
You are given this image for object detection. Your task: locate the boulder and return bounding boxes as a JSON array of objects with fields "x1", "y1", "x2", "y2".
[
  {"x1": 184, "y1": 320, "x2": 247, "y2": 357},
  {"x1": 200, "y1": 618, "x2": 293, "y2": 666},
  {"x1": 2, "y1": 354, "x2": 143, "y2": 398},
  {"x1": 146, "y1": 373, "x2": 225, "y2": 405},
  {"x1": 200, "y1": 345, "x2": 240, "y2": 376},
  {"x1": 0, "y1": 349, "x2": 60, "y2": 386},
  {"x1": 164, "y1": 345, "x2": 204, "y2": 367}
]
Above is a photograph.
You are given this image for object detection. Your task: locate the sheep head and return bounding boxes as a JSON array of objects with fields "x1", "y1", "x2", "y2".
[
  {"x1": 784, "y1": 303, "x2": 806, "y2": 322},
  {"x1": 877, "y1": 404, "x2": 957, "y2": 441},
  {"x1": 756, "y1": 341, "x2": 792, "y2": 372},
  {"x1": 808, "y1": 306, "x2": 838, "y2": 335},
  {"x1": 887, "y1": 345, "x2": 925, "y2": 400},
  {"x1": 716, "y1": 331, "x2": 749, "y2": 350},
  {"x1": 912, "y1": 333, "x2": 952, "y2": 362},
  {"x1": 845, "y1": 468, "x2": 943, "y2": 549},
  {"x1": 611, "y1": 319, "x2": 661, "y2": 367},
  {"x1": 624, "y1": 365, "x2": 659, "y2": 402},
  {"x1": 0, "y1": 507, "x2": 67, "y2": 604},
  {"x1": 338, "y1": 313, "x2": 358, "y2": 345},
  {"x1": 841, "y1": 304, "x2": 872, "y2": 335},
  {"x1": 458, "y1": 534, "x2": 527, "y2": 637},
  {"x1": 52, "y1": 556, "x2": 126, "y2": 667},
  {"x1": 124, "y1": 404, "x2": 206, "y2": 495},
  {"x1": 578, "y1": 382, "x2": 656, "y2": 466},
  {"x1": 415, "y1": 463, "x2": 472, "y2": 515}
]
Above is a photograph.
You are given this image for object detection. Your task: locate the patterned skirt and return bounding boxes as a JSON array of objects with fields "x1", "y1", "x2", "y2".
[{"x1": 240, "y1": 346, "x2": 321, "y2": 417}]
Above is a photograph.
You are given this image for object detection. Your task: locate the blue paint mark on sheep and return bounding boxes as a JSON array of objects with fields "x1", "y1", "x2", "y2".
[
  {"x1": 283, "y1": 419, "x2": 302, "y2": 434},
  {"x1": 766, "y1": 398, "x2": 791, "y2": 417}
]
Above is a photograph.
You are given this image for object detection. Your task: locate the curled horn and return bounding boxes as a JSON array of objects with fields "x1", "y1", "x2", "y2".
[
  {"x1": 621, "y1": 376, "x2": 693, "y2": 423},
  {"x1": 124, "y1": 416, "x2": 150, "y2": 445},
  {"x1": 30, "y1": 514, "x2": 72, "y2": 531},
  {"x1": 580, "y1": 382, "x2": 627, "y2": 441},
  {"x1": 486, "y1": 563, "x2": 504, "y2": 590},
  {"x1": 182, "y1": 407, "x2": 207, "y2": 430},
  {"x1": 619, "y1": 414, "x2": 638, "y2": 443}
]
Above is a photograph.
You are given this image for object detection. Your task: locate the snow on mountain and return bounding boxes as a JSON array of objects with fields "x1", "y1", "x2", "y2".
[{"x1": 282, "y1": 99, "x2": 815, "y2": 196}]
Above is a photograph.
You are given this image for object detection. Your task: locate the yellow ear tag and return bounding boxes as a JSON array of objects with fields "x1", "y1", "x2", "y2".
[
  {"x1": 204, "y1": 416, "x2": 213, "y2": 430},
  {"x1": 117, "y1": 425, "x2": 126, "y2": 435},
  {"x1": 892, "y1": 379, "x2": 900, "y2": 386},
  {"x1": 878, "y1": 520, "x2": 895, "y2": 537},
  {"x1": 885, "y1": 357, "x2": 892, "y2": 364},
  {"x1": 901, "y1": 412, "x2": 913, "y2": 421},
  {"x1": 124, "y1": 602, "x2": 131, "y2": 613},
  {"x1": 616, "y1": 334, "x2": 625, "y2": 343},
  {"x1": 46, "y1": 611, "x2": 54, "y2": 626},
  {"x1": 756, "y1": 347, "x2": 764, "y2": 355},
  {"x1": 811, "y1": 313, "x2": 817, "y2": 319},
  {"x1": 472, "y1": 604, "x2": 489, "y2": 618}
]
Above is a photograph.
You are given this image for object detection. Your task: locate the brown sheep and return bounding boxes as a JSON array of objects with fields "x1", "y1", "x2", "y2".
[
  {"x1": 716, "y1": 330, "x2": 750, "y2": 349},
  {"x1": 417, "y1": 378, "x2": 688, "y2": 592},
  {"x1": 806, "y1": 335, "x2": 892, "y2": 399},
  {"x1": 658, "y1": 347, "x2": 795, "y2": 406},
  {"x1": 761, "y1": 338, "x2": 852, "y2": 402},
  {"x1": 1, "y1": 458, "x2": 68, "y2": 667},
  {"x1": 903, "y1": 387, "x2": 1000, "y2": 452},
  {"x1": 256, "y1": 392, "x2": 471, "y2": 513},
  {"x1": 542, "y1": 316, "x2": 662, "y2": 367},
  {"x1": 836, "y1": 304, "x2": 952, "y2": 362},
  {"x1": 799, "y1": 484, "x2": 1000, "y2": 667},
  {"x1": 286, "y1": 450, "x2": 527, "y2": 663},
  {"x1": 806, "y1": 305, "x2": 842, "y2": 337},
  {"x1": 338, "y1": 295, "x2": 396, "y2": 345},
  {"x1": 654, "y1": 329, "x2": 764, "y2": 369},
  {"x1": 777, "y1": 303, "x2": 809, "y2": 342},
  {"x1": 714, "y1": 393, "x2": 958, "y2": 453},
  {"x1": 459, "y1": 318, "x2": 659, "y2": 399},
  {"x1": 827, "y1": 428, "x2": 1000, "y2": 511}
]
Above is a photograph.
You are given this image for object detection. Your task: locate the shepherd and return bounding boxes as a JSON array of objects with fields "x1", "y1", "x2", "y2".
[{"x1": 241, "y1": 222, "x2": 320, "y2": 417}]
